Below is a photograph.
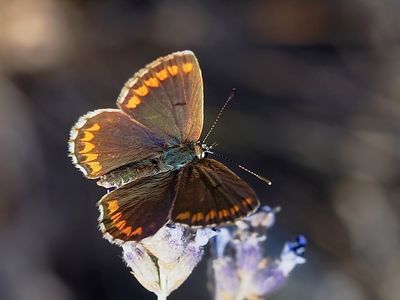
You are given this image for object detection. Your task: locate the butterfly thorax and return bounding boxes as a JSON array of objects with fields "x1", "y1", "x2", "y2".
[
  {"x1": 97, "y1": 142, "x2": 205, "y2": 188},
  {"x1": 163, "y1": 142, "x2": 205, "y2": 168}
]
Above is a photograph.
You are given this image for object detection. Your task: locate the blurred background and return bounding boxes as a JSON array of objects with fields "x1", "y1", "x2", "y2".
[{"x1": 1, "y1": 0, "x2": 399, "y2": 299}]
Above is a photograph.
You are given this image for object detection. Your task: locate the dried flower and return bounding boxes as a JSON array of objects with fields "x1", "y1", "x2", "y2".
[
  {"x1": 122, "y1": 224, "x2": 216, "y2": 299},
  {"x1": 210, "y1": 206, "x2": 306, "y2": 300}
]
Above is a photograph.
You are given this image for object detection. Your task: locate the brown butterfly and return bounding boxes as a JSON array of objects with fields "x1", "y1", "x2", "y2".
[{"x1": 69, "y1": 51, "x2": 260, "y2": 244}]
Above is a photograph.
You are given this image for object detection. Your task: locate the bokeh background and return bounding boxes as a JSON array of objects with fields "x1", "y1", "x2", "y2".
[{"x1": 1, "y1": 0, "x2": 400, "y2": 299}]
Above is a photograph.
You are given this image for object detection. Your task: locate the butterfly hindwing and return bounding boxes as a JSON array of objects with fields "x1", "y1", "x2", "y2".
[
  {"x1": 117, "y1": 50, "x2": 203, "y2": 144},
  {"x1": 98, "y1": 171, "x2": 178, "y2": 244},
  {"x1": 69, "y1": 109, "x2": 164, "y2": 178},
  {"x1": 171, "y1": 158, "x2": 260, "y2": 227}
]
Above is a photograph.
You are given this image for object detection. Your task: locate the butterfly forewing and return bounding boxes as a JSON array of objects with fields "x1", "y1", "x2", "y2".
[
  {"x1": 117, "y1": 50, "x2": 203, "y2": 144},
  {"x1": 69, "y1": 109, "x2": 164, "y2": 178},
  {"x1": 98, "y1": 172, "x2": 178, "y2": 244},
  {"x1": 171, "y1": 158, "x2": 260, "y2": 227}
]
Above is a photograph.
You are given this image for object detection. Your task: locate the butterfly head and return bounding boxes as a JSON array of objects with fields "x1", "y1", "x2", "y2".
[
  {"x1": 195, "y1": 141, "x2": 215, "y2": 160},
  {"x1": 194, "y1": 142, "x2": 206, "y2": 159}
]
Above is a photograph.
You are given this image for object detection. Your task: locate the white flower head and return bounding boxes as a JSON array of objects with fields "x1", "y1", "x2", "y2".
[{"x1": 122, "y1": 224, "x2": 216, "y2": 299}]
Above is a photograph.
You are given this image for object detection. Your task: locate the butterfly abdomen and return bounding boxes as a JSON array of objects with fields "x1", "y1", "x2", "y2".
[
  {"x1": 97, "y1": 157, "x2": 169, "y2": 188},
  {"x1": 97, "y1": 143, "x2": 201, "y2": 188}
]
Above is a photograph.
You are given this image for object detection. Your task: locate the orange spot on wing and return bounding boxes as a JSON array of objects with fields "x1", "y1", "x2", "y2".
[
  {"x1": 233, "y1": 205, "x2": 241, "y2": 212},
  {"x1": 82, "y1": 153, "x2": 98, "y2": 162},
  {"x1": 176, "y1": 211, "x2": 191, "y2": 220},
  {"x1": 86, "y1": 123, "x2": 101, "y2": 131},
  {"x1": 80, "y1": 131, "x2": 94, "y2": 142},
  {"x1": 230, "y1": 207, "x2": 237, "y2": 216},
  {"x1": 121, "y1": 226, "x2": 132, "y2": 236},
  {"x1": 197, "y1": 212, "x2": 204, "y2": 221},
  {"x1": 155, "y1": 69, "x2": 169, "y2": 81},
  {"x1": 87, "y1": 161, "x2": 102, "y2": 174},
  {"x1": 131, "y1": 227, "x2": 143, "y2": 236},
  {"x1": 126, "y1": 95, "x2": 141, "y2": 108},
  {"x1": 115, "y1": 220, "x2": 126, "y2": 230},
  {"x1": 144, "y1": 77, "x2": 159, "y2": 87},
  {"x1": 133, "y1": 85, "x2": 149, "y2": 96},
  {"x1": 192, "y1": 212, "x2": 204, "y2": 223},
  {"x1": 111, "y1": 212, "x2": 122, "y2": 221},
  {"x1": 79, "y1": 142, "x2": 95, "y2": 153},
  {"x1": 223, "y1": 209, "x2": 229, "y2": 217},
  {"x1": 206, "y1": 210, "x2": 219, "y2": 223},
  {"x1": 108, "y1": 201, "x2": 119, "y2": 214},
  {"x1": 182, "y1": 63, "x2": 193, "y2": 73},
  {"x1": 205, "y1": 214, "x2": 209, "y2": 222},
  {"x1": 219, "y1": 209, "x2": 230, "y2": 220},
  {"x1": 245, "y1": 198, "x2": 253, "y2": 205},
  {"x1": 167, "y1": 65, "x2": 179, "y2": 76},
  {"x1": 242, "y1": 198, "x2": 254, "y2": 208}
]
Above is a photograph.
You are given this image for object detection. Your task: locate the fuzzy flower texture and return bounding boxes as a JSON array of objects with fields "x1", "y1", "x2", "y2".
[
  {"x1": 210, "y1": 206, "x2": 306, "y2": 300},
  {"x1": 120, "y1": 206, "x2": 306, "y2": 300},
  {"x1": 122, "y1": 225, "x2": 216, "y2": 299}
]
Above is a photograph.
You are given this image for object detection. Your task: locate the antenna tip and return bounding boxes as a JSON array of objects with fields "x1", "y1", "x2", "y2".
[{"x1": 260, "y1": 176, "x2": 272, "y2": 186}]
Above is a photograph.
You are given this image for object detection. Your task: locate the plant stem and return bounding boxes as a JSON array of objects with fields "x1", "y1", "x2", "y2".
[
  {"x1": 157, "y1": 293, "x2": 167, "y2": 300},
  {"x1": 157, "y1": 265, "x2": 168, "y2": 300}
]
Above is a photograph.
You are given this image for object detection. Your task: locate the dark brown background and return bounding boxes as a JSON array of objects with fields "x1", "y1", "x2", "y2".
[{"x1": 0, "y1": 0, "x2": 399, "y2": 299}]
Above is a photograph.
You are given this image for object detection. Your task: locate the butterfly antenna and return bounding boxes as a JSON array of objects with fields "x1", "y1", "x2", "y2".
[
  {"x1": 209, "y1": 151, "x2": 272, "y2": 186},
  {"x1": 203, "y1": 88, "x2": 236, "y2": 143}
]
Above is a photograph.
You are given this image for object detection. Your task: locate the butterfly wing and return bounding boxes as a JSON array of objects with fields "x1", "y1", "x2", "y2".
[
  {"x1": 98, "y1": 171, "x2": 178, "y2": 244},
  {"x1": 117, "y1": 50, "x2": 203, "y2": 144},
  {"x1": 69, "y1": 109, "x2": 164, "y2": 178},
  {"x1": 171, "y1": 158, "x2": 260, "y2": 227}
]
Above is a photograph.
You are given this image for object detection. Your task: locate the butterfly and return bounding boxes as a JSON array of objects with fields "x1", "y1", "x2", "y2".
[{"x1": 69, "y1": 51, "x2": 260, "y2": 244}]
